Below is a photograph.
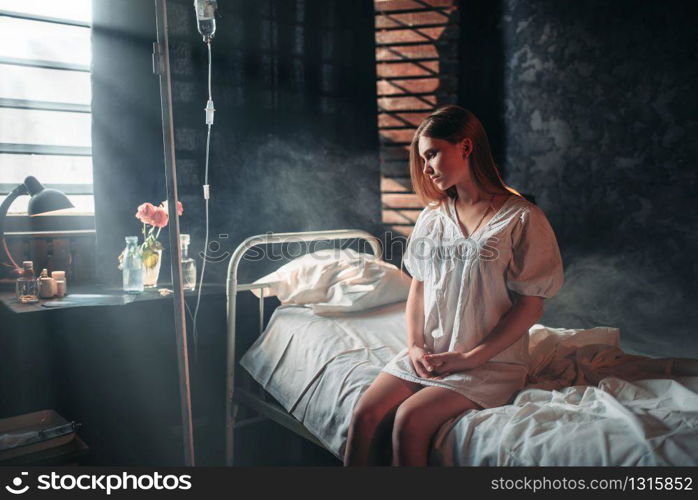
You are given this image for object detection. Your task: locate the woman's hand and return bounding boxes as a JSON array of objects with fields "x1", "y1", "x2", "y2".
[
  {"x1": 423, "y1": 351, "x2": 479, "y2": 378},
  {"x1": 408, "y1": 345, "x2": 440, "y2": 379}
]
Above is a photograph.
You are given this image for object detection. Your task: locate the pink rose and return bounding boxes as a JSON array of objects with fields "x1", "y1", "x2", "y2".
[
  {"x1": 150, "y1": 207, "x2": 169, "y2": 228},
  {"x1": 160, "y1": 200, "x2": 184, "y2": 216},
  {"x1": 135, "y1": 202, "x2": 158, "y2": 225}
]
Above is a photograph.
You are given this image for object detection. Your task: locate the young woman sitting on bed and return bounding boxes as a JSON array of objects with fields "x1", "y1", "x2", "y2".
[{"x1": 343, "y1": 105, "x2": 565, "y2": 466}]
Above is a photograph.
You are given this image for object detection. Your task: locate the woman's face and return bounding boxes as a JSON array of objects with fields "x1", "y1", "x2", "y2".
[{"x1": 418, "y1": 135, "x2": 471, "y2": 191}]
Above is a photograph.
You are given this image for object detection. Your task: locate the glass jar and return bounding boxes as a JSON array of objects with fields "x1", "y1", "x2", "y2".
[
  {"x1": 16, "y1": 260, "x2": 39, "y2": 304},
  {"x1": 180, "y1": 234, "x2": 197, "y2": 291},
  {"x1": 122, "y1": 236, "x2": 144, "y2": 293},
  {"x1": 142, "y1": 247, "x2": 162, "y2": 288}
]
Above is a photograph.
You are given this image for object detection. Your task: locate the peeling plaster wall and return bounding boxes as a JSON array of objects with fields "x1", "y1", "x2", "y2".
[{"x1": 497, "y1": 0, "x2": 698, "y2": 356}]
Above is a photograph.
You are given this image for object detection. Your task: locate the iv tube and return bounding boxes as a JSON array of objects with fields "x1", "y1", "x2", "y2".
[{"x1": 192, "y1": 39, "x2": 214, "y2": 362}]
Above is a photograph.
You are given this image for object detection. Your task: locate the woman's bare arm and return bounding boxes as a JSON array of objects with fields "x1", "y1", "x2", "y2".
[{"x1": 405, "y1": 278, "x2": 437, "y2": 377}]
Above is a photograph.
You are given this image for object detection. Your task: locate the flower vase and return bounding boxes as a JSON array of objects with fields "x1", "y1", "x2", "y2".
[{"x1": 142, "y1": 248, "x2": 163, "y2": 288}]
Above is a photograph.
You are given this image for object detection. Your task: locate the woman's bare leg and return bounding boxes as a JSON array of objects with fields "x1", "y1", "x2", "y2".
[
  {"x1": 392, "y1": 386, "x2": 483, "y2": 466},
  {"x1": 343, "y1": 372, "x2": 421, "y2": 466}
]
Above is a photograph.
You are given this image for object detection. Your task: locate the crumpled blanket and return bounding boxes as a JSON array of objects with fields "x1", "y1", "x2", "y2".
[
  {"x1": 429, "y1": 326, "x2": 695, "y2": 466},
  {"x1": 524, "y1": 324, "x2": 674, "y2": 390},
  {"x1": 527, "y1": 343, "x2": 674, "y2": 391},
  {"x1": 430, "y1": 374, "x2": 698, "y2": 466}
]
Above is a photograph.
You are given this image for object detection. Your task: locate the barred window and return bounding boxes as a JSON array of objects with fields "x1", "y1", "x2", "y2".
[{"x1": 0, "y1": 0, "x2": 93, "y2": 215}]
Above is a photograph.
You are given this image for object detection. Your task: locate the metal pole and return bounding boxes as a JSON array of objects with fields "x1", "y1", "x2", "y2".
[{"x1": 153, "y1": 0, "x2": 195, "y2": 466}]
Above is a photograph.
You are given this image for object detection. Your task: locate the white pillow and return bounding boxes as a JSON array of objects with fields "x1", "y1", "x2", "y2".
[
  {"x1": 527, "y1": 324, "x2": 620, "y2": 376},
  {"x1": 250, "y1": 248, "x2": 412, "y2": 315}
]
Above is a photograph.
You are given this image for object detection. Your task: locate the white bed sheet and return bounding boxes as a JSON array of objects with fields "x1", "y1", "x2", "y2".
[{"x1": 239, "y1": 302, "x2": 698, "y2": 465}]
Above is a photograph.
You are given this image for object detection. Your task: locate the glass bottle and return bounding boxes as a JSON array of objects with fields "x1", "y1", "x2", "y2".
[
  {"x1": 16, "y1": 261, "x2": 39, "y2": 304},
  {"x1": 180, "y1": 234, "x2": 197, "y2": 291},
  {"x1": 194, "y1": 0, "x2": 216, "y2": 41},
  {"x1": 38, "y1": 268, "x2": 54, "y2": 298},
  {"x1": 122, "y1": 236, "x2": 144, "y2": 293}
]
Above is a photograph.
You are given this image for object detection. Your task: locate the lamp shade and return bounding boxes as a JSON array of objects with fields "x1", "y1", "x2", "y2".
[{"x1": 25, "y1": 176, "x2": 74, "y2": 216}]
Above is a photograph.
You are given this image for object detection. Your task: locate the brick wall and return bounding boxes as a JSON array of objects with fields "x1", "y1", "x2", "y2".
[{"x1": 374, "y1": 0, "x2": 459, "y2": 236}]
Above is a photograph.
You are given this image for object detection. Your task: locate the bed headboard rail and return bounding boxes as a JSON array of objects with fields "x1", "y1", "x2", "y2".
[{"x1": 224, "y1": 229, "x2": 382, "y2": 465}]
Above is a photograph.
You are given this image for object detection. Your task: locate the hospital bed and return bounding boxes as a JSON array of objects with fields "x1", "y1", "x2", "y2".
[
  {"x1": 224, "y1": 230, "x2": 698, "y2": 466},
  {"x1": 224, "y1": 229, "x2": 382, "y2": 465}
]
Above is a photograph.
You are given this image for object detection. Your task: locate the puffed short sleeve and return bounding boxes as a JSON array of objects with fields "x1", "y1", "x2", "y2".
[
  {"x1": 401, "y1": 207, "x2": 433, "y2": 282},
  {"x1": 505, "y1": 205, "x2": 564, "y2": 298}
]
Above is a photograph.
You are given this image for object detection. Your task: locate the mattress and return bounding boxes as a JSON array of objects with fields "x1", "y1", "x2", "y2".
[{"x1": 240, "y1": 302, "x2": 698, "y2": 465}]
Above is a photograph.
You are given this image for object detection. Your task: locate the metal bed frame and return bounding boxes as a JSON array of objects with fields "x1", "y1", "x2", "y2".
[{"x1": 224, "y1": 229, "x2": 383, "y2": 465}]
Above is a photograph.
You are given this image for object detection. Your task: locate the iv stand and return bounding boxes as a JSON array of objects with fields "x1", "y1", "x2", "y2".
[{"x1": 153, "y1": 0, "x2": 195, "y2": 466}]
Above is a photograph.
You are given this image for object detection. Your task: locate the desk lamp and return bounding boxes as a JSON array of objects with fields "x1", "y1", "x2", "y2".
[{"x1": 0, "y1": 176, "x2": 74, "y2": 273}]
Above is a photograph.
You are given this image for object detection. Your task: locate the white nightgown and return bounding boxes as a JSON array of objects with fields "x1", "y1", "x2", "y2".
[{"x1": 381, "y1": 194, "x2": 565, "y2": 409}]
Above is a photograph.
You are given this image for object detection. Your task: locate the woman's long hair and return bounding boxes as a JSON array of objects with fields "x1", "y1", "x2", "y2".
[{"x1": 409, "y1": 105, "x2": 521, "y2": 208}]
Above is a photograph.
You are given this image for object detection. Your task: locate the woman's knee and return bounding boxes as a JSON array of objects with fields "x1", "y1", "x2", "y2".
[
  {"x1": 350, "y1": 400, "x2": 391, "y2": 434},
  {"x1": 392, "y1": 403, "x2": 423, "y2": 443}
]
